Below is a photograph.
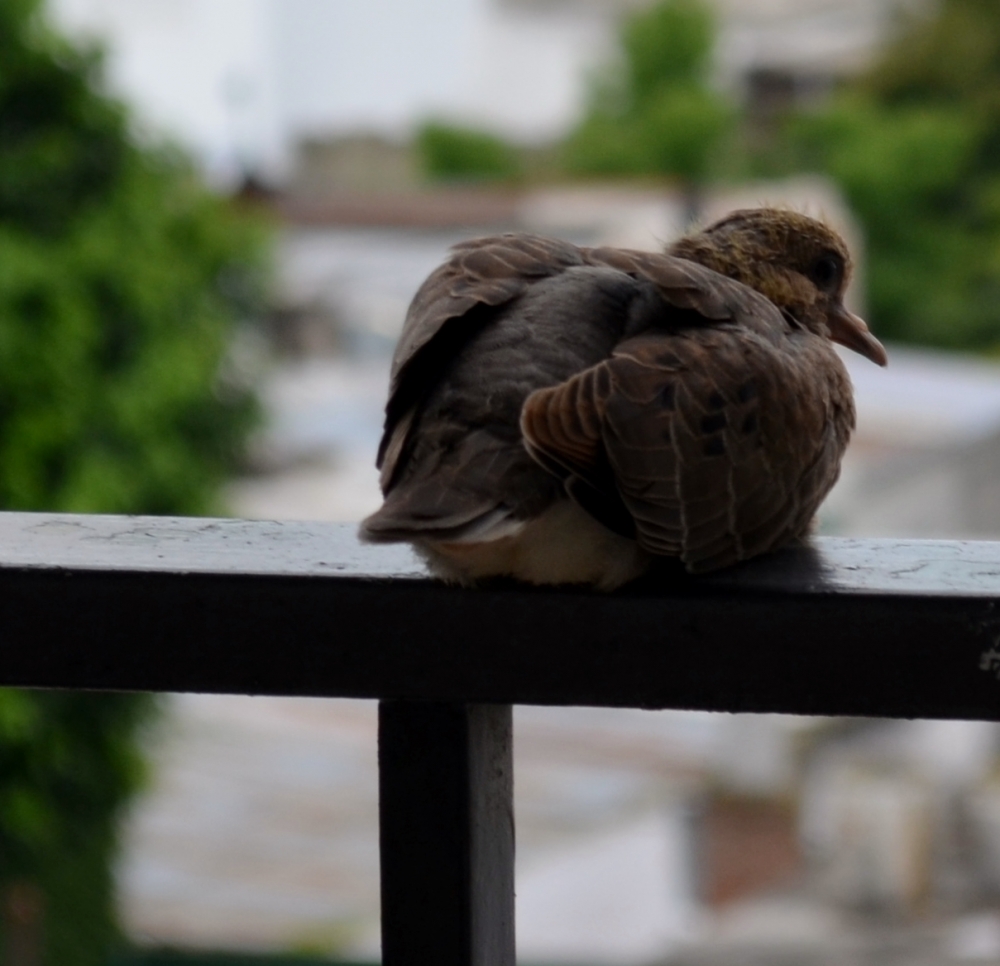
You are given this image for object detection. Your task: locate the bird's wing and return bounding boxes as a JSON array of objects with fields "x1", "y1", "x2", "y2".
[
  {"x1": 390, "y1": 234, "x2": 587, "y2": 388},
  {"x1": 521, "y1": 324, "x2": 853, "y2": 573},
  {"x1": 379, "y1": 236, "x2": 766, "y2": 487},
  {"x1": 379, "y1": 234, "x2": 586, "y2": 481},
  {"x1": 583, "y1": 245, "x2": 753, "y2": 325}
]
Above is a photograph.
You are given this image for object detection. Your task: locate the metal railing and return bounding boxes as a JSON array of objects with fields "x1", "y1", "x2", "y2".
[{"x1": 2, "y1": 511, "x2": 1000, "y2": 965}]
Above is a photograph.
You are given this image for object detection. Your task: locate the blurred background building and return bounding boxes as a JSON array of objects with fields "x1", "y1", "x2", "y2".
[
  {"x1": 47, "y1": 0, "x2": 911, "y2": 186},
  {"x1": 5, "y1": 0, "x2": 1000, "y2": 964}
]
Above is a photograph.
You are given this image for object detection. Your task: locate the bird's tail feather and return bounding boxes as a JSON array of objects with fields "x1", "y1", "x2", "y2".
[{"x1": 359, "y1": 483, "x2": 522, "y2": 545}]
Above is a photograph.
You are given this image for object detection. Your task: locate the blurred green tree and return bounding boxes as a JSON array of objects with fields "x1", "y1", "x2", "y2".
[
  {"x1": 0, "y1": 2, "x2": 265, "y2": 965},
  {"x1": 778, "y1": 0, "x2": 1000, "y2": 349},
  {"x1": 0, "y1": 691, "x2": 157, "y2": 966},
  {"x1": 416, "y1": 120, "x2": 522, "y2": 182},
  {"x1": 564, "y1": 0, "x2": 732, "y2": 188}
]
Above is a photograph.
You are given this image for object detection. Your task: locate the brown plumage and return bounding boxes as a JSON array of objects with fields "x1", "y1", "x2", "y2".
[{"x1": 360, "y1": 208, "x2": 887, "y2": 589}]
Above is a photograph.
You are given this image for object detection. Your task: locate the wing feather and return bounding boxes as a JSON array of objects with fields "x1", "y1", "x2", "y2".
[
  {"x1": 389, "y1": 234, "x2": 585, "y2": 390},
  {"x1": 522, "y1": 327, "x2": 854, "y2": 573},
  {"x1": 379, "y1": 234, "x2": 587, "y2": 481},
  {"x1": 379, "y1": 233, "x2": 776, "y2": 483}
]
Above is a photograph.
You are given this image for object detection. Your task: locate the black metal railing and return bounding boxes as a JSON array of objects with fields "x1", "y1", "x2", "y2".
[{"x1": 2, "y1": 511, "x2": 1000, "y2": 965}]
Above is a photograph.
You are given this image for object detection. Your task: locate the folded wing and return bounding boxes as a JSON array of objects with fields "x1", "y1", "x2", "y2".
[
  {"x1": 379, "y1": 234, "x2": 586, "y2": 485},
  {"x1": 521, "y1": 326, "x2": 852, "y2": 572}
]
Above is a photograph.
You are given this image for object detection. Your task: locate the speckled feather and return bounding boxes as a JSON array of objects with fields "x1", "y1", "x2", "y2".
[{"x1": 361, "y1": 211, "x2": 884, "y2": 588}]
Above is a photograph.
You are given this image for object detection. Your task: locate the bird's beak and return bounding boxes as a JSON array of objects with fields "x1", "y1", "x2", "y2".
[{"x1": 828, "y1": 303, "x2": 888, "y2": 367}]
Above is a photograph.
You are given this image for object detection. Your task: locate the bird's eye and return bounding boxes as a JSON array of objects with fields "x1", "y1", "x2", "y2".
[{"x1": 810, "y1": 254, "x2": 843, "y2": 291}]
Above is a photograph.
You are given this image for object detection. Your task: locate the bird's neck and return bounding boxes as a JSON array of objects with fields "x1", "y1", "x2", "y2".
[
  {"x1": 670, "y1": 236, "x2": 753, "y2": 286},
  {"x1": 670, "y1": 236, "x2": 818, "y2": 327}
]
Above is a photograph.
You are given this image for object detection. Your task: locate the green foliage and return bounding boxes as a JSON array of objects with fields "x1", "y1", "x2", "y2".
[
  {"x1": 0, "y1": 694, "x2": 155, "y2": 966},
  {"x1": 569, "y1": 85, "x2": 731, "y2": 179},
  {"x1": 0, "y1": 0, "x2": 127, "y2": 236},
  {"x1": 0, "y1": 690, "x2": 156, "y2": 964},
  {"x1": 622, "y1": 0, "x2": 714, "y2": 98},
  {"x1": 564, "y1": 0, "x2": 732, "y2": 181},
  {"x1": 0, "y1": 1, "x2": 261, "y2": 516},
  {"x1": 0, "y1": 153, "x2": 263, "y2": 515},
  {"x1": 0, "y1": 691, "x2": 151, "y2": 877},
  {"x1": 0, "y1": 3, "x2": 266, "y2": 966},
  {"x1": 862, "y1": 0, "x2": 1000, "y2": 111},
  {"x1": 776, "y1": 0, "x2": 1000, "y2": 350},
  {"x1": 416, "y1": 121, "x2": 521, "y2": 182}
]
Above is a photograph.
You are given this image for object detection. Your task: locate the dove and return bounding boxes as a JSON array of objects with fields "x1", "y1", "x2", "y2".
[{"x1": 359, "y1": 208, "x2": 886, "y2": 590}]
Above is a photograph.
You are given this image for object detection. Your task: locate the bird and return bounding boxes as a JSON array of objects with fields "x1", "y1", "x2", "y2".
[{"x1": 359, "y1": 208, "x2": 887, "y2": 590}]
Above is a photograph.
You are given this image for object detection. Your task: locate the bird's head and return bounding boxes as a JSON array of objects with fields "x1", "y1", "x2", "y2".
[{"x1": 671, "y1": 208, "x2": 887, "y2": 366}]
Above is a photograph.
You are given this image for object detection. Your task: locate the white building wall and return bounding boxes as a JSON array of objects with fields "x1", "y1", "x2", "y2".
[
  {"x1": 45, "y1": 0, "x2": 614, "y2": 184},
  {"x1": 268, "y1": 0, "x2": 483, "y2": 140},
  {"x1": 49, "y1": 0, "x2": 287, "y2": 183}
]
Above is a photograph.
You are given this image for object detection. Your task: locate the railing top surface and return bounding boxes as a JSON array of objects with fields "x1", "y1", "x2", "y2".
[
  {"x1": 2, "y1": 510, "x2": 1000, "y2": 598},
  {"x1": 0, "y1": 512, "x2": 424, "y2": 579},
  {"x1": 2, "y1": 511, "x2": 1000, "y2": 719}
]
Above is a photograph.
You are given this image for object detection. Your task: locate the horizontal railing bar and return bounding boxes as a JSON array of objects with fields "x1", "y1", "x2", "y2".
[
  {"x1": 1, "y1": 512, "x2": 999, "y2": 595},
  {"x1": 0, "y1": 513, "x2": 999, "y2": 719}
]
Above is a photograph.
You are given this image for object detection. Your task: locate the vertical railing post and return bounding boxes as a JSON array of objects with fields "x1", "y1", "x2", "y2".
[{"x1": 378, "y1": 700, "x2": 515, "y2": 966}]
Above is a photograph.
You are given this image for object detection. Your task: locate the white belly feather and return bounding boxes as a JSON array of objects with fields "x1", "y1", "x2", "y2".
[{"x1": 415, "y1": 500, "x2": 652, "y2": 591}]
